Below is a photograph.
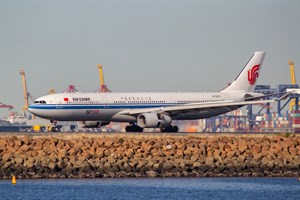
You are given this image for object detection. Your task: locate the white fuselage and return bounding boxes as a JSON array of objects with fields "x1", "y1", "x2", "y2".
[
  {"x1": 28, "y1": 51, "x2": 267, "y2": 132},
  {"x1": 28, "y1": 91, "x2": 244, "y2": 122}
]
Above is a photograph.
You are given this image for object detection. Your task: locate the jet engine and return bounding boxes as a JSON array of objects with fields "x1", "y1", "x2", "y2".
[
  {"x1": 137, "y1": 113, "x2": 172, "y2": 128},
  {"x1": 78, "y1": 121, "x2": 110, "y2": 128}
]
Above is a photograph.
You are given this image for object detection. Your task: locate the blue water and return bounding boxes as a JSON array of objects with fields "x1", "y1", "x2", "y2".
[{"x1": 0, "y1": 177, "x2": 299, "y2": 200}]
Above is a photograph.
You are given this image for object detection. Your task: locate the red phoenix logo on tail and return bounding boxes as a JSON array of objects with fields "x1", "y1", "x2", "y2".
[{"x1": 248, "y1": 65, "x2": 260, "y2": 85}]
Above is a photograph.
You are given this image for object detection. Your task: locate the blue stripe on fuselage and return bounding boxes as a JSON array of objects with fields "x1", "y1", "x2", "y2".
[{"x1": 28, "y1": 103, "x2": 180, "y2": 110}]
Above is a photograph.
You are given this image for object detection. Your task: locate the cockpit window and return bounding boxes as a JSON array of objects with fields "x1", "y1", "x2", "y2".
[{"x1": 34, "y1": 100, "x2": 47, "y2": 104}]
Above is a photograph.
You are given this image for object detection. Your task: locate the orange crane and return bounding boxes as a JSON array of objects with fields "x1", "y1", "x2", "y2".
[
  {"x1": 19, "y1": 68, "x2": 35, "y2": 118},
  {"x1": 19, "y1": 68, "x2": 30, "y2": 113},
  {"x1": 97, "y1": 64, "x2": 111, "y2": 92},
  {"x1": 289, "y1": 60, "x2": 300, "y2": 110}
]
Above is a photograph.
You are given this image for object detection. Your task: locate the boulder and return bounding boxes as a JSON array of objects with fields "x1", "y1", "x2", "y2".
[
  {"x1": 252, "y1": 145, "x2": 261, "y2": 154},
  {"x1": 23, "y1": 157, "x2": 35, "y2": 168},
  {"x1": 18, "y1": 144, "x2": 31, "y2": 153},
  {"x1": 2, "y1": 153, "x2": 12, "y2": 162},
  {"x1": 146, "y1": 170, "x2": 158, "y2": 177},
  {"x1": 192, "y1": 161, "x2": 202, "y2": 168},
  {"x1": 163, "y1": 161, "x2": 175, "y2": 171},
  {"x1": 14, "y1": 139, "x2": 22, "y2": 149},
  {"x1": 153, "y1": 141, "x2": 163, "y2": 149},
  {"x1": 104, "y1": 139, "x2": 114, "y2": 147},
  {"x1": 95, "y1": 147, "x2": 106, "y2": 158},
  {"x1": 48, "y1": 162, "x2": 57, "y2": 170},
  {"x1": 14, "y1": 157, "x2": 24, "y2": 165},
  {"x1": 205, "y1": 157, "x2": 215, "y2": 166},
  {"x1": 238, "y1": 140, "x2": 248, "y2": 153},
  {"x1": 0, "y1": 139, "x2": 7, "y2": 150}
]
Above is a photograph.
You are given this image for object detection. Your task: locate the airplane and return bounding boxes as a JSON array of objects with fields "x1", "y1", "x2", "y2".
[{"x1": 28, "y1": 51, "x2": 275, "y2": 132}]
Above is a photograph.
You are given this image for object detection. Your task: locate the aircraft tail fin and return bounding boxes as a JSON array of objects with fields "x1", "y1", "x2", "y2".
[{"x1": 221, "y1": 51, "x2": 266, "y2": 93}]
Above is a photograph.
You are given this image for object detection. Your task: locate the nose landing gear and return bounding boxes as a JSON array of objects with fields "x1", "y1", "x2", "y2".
[{"x1": 50, "y1": 120, "x2": 59, "y2": 132}]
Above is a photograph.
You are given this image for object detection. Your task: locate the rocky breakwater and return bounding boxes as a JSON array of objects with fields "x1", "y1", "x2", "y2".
[{"x1": 0, "y1": 133, "x2": 299, "y2": 179}]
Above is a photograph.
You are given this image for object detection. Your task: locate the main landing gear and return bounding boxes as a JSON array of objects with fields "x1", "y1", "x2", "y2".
[
  {"x1": 161, "y1": 125, "x2": 179, "y2": 133},
  {"x1": 50, "y1": 120, "x2": 59, "y2": 132},
  {"x1": 125, "y1": 123, "x2": 179, "y2": 133},
  {"x1": 125, "y1": 123, "x2": 144, "y2": 132}
]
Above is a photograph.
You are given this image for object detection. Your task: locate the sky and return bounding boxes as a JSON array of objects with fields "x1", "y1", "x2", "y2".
[{"x1": 0, "y1": 0, "x2": 299, "y2": 118}]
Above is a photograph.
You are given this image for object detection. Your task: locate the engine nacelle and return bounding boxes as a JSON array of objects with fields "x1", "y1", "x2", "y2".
[
  {"x1": 78, "y1": 121, "x2": 110, "y2": 128},
  {"x1": 137, "y1": 113, "x2": 172, "y2": 128}
]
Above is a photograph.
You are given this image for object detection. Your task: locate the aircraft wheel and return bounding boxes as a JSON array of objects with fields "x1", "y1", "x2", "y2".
[
  {"x1": 125, "y1": 125, "x2": 143, "y2": 132},
  {"x1": 161, "y1": 125, "x2": 174, "y2": 133},
  {"x1": 132, "y1": 125, "x2": 143, "y2": 132},
  {"x1": 125, "y1": 126, "x2": 131, "y2": 132},
  {"x1": 172, "y1": 126, "x2": 179, "y2": 132},
  {"x1": 161, "y1": 125, "x2": 178, "y2": 133},
  {"x1": 131, "y1": 125, "x2": 138, "y2": 132},
  {"x1": 51, "y1": 127, "x2": 58, "y2": 132}
]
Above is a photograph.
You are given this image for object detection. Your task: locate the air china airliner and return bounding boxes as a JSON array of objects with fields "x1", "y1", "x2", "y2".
[{"x1": 29, "y1": 52, "x2": 274, "y2": 132}]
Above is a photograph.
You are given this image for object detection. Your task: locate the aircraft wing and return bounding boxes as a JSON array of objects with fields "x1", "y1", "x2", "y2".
[{"x1": 118, "y1": 99, "x2": 276, "y2": 117}]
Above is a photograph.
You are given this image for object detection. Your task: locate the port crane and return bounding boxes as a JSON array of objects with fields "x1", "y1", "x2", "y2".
[
  {"x1": 0, "y1": 101, "x2": 14, "y2": 110},
  {"x1": 97, "y1": 64, "x2": 111, "y2": 92},
  {"x1": 63, "y1": 85, "x2": 79, "y2": 93},
  {"x1": 20, "y1": 68, "x2": 29, "y2": 112},
  {"x1": 47, "y1": 64, "x2": 111, "y2": 94},
  {"x1": 48, "y1": 89, "x2": 56, "y2": 94},
  {"x1": 289, "y1": 60, "x2": 300, "y2": 110},
  {"x1": 19, "y1": 68, "x2": 35, "y2": 117}
]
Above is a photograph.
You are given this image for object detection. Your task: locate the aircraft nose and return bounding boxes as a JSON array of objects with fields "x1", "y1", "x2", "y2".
[
  {"x1": 28, "y1": 107, "x2": 33, "y2": 113},
  {"x1": 28, "y1": 106, "x2": 35, "y2": 114}
]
